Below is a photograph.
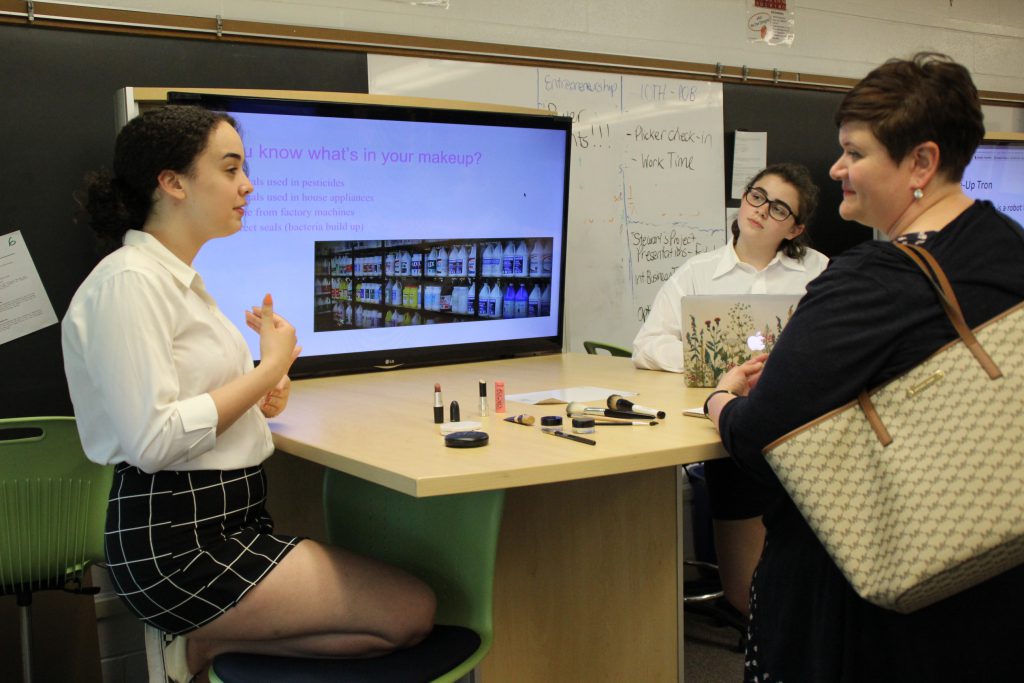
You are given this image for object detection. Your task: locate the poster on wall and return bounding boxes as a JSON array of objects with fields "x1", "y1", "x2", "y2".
[
  {"x1": 0, "y1": 230, "x2": 58, "y2": 346},
  {"x1": 747, "y1": 0, "x2": 795, "y2": 46}
]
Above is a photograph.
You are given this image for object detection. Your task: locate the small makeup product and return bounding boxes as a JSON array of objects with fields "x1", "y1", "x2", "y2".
[
  {"x1": 433, "y1": 383, "x2": 444, "y2": 424},
  {"x1": 540, "y1": 415, "x2": 563, "y2": 427},
  {"x1": 450, "y1": 400, "x2": 460, "y2": 422},
  {"x1": 504, "y1": 414, "x2": 535, "y2": 426},
  {"x1": 479, "y1": 379, "x2": 488, "y2": 417},
  {"x1": 444, "y1": 431, "x2": 489, "y2": 448},
  {"x1": 594, "y1": 420, "x2": 658, "y2": 426},
  {"x1": 495, "y1": 381, "x2": 506, "y2": 413},
  {"x1": 542, "y1": 428, "x2": 596, "y2": 446},
  {"x1": 572, "y1": 417, "x2": 596, "y2": 434}
]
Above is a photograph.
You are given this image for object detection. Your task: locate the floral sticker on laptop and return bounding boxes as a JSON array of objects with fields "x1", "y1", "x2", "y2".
[{"x1": 684, "y1": 302, "x2": 793, "y2": 387}]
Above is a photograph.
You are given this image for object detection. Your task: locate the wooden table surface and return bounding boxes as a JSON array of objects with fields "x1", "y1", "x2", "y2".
[{"x1": 270, "y1": 352, "x2": 725, "y2": 496}]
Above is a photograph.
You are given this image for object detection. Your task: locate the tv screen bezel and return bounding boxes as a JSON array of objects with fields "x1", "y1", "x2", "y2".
[{"x1": 166, "y1": 90, "x2": 573, "y2": 378}]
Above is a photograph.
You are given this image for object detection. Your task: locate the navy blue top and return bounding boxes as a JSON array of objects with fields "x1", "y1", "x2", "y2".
[{"x1": 718, "y1": 201, "x2": 1024, "y2": 681}]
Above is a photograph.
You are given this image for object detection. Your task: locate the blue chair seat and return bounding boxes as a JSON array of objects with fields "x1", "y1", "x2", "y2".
[{"x1": 211, "y1": 624, "x2": 480, "y2": 683}]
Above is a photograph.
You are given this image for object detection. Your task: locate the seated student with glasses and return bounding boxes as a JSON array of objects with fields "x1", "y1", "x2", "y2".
[{"x1": 632, "y1": 163, "x2": 829, "y2": 619}]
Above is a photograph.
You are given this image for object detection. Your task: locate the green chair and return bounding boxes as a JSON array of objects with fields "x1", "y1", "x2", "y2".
[
  {"x1": 0, "y1": 416, "x2": 113, "y2": 683},
  {"x1": 582, "y1": 340, "x2": 632, "y2": 357},
  {"x1": 209, "y1": 469, "x2": 506, "y2": 683}
]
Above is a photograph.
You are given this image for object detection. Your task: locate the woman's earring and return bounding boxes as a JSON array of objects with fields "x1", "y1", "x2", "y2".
[{"x1": 912, "y1": 188, "x2": 924, "y2": 200}]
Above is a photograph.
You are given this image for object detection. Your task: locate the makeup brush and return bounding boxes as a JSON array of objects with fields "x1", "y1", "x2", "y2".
[
  {"x1": 565, "y1": 401, "x2": 651, "y2": 421},
  {"x1": 606, "y1": 394, "x2": 666, "y2": 419}
]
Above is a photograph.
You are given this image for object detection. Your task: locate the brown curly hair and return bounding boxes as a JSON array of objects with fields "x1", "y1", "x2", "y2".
[{"x1": 80, "y1": 105, "x2": 237, "y2": 254}]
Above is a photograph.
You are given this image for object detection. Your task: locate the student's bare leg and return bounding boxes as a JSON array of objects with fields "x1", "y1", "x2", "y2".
[
  {"x1": 712, "y1": 516, "x2": 765, "y2": 616},
  {"x1": 184, "y1": 539, "x2": 436, "y2": 674}
]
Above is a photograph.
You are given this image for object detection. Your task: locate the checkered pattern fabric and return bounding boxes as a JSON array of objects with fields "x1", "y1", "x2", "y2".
[{"x1": 105, "y1": 464, "x2": 299, "y2": 635}]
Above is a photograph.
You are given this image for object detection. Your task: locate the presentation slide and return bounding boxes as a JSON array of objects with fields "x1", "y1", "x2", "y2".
[
  {"x1": 192, "y1": 107, "x2": 569, "y2": 364},
  {"x1": 961, "y1": 141, "x2": 1024, "y2": 225}
]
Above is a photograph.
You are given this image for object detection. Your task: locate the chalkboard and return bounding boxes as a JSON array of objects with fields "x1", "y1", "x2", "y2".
[
  {"x1": 0, "y1": 24, "x2": 367, "y2": 418},
  {"x1": 368, "y1": 55, "x2": 727, "y2": 352}
]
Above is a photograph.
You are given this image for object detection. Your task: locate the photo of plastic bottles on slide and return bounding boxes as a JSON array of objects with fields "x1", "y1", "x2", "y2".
[{"x1": 315, "y1": 237, "x2": 554, "y2": 331}]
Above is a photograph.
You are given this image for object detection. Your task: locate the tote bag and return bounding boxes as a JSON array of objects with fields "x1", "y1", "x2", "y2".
[{"x1": 763, "y1": 243, "x2": 1024, "y2": 613}]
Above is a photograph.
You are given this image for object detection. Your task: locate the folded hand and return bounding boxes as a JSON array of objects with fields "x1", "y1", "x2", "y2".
[{"x1": 260, "y1": 374, "x2": 291, "y2": 418}]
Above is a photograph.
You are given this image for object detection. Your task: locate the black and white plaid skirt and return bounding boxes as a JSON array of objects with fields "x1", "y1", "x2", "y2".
[{"x1": 104, "y1": 463, "x2": 300, "y2": 635}]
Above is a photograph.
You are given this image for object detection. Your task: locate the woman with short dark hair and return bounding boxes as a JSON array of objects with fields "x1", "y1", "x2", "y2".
[{"x1": 706, "y1": 53, "x2": 1024, "y2": 681}]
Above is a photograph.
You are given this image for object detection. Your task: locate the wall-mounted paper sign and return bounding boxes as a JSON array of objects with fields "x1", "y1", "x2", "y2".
[
  {"x1": 731, "y1": 131, "x2": 768, "y2": 199},
  {"x1": 747, "y1": 0, "x2": 796, "y2": 47},
  {"x1": 0, "y1": 230, "x2": 59, "y2": 346}
]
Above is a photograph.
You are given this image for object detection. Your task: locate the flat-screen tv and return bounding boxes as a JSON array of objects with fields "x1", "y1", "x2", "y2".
[
  {"x1": 165, "y1": 92, "x2": 572, "y2": 377},
  {"x1": 961, "y1": 134, "x2": 1024, "y2": 226}
]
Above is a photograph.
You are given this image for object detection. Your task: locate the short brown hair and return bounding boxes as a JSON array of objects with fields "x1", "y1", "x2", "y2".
[{"x1": 834, "y1": 52, "x2": 984, "y2": 182}]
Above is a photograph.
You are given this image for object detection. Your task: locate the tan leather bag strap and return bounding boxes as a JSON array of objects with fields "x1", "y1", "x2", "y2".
[
  {"x1": 857, "y1": 391, "x2": 893, "y2": 446},
  {"x1": 855, "y1": 242, "x2": 1003, "y2": 447},
  {"x1": 894, "y1": 242, "x2": 1002, "y2": 379}
]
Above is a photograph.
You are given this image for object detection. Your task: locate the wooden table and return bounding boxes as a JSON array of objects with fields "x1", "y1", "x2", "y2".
[{"x1": 269, "y1": 352, "x2": 725, "y2": 682}]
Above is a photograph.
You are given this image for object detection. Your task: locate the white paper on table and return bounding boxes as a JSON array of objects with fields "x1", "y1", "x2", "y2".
[
  {"x1": 506, "y1": 386, "x2": 636, "y2": 405},
  {"x1": 0, "y1": 230, "x2": 59, "y2": 346},
  {"x1": 730, "y1": 131, "x2": 768, "y2": 199}
]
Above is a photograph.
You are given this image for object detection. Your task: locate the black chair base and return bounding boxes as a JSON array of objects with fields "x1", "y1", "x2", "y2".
[
  {"x1": 686, "y1": 597, "x2": 748, "y2": 653},
  {"x1": 212, "y1": 625, "x2": 481, "y2": 683}
]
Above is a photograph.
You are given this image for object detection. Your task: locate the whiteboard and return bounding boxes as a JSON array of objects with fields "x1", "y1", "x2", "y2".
[{"x1": 369, "y1": 55, "x2": 726, "y2": 352}]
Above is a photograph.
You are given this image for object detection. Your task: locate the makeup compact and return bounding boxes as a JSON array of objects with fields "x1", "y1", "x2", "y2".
[
  {"x1": 444, "y1": 431, "x2": 489, "y2": 448},
  {"x1": 572, "y1": 417, "x2": 596, "y2": 434}
]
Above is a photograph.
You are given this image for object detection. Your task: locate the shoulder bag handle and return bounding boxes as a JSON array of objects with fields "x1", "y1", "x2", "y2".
[
  {"x1": 893, "y1": 242, "x2": 1001, "y2": 380},
  {"x1": 855, "y1": 242, "x2": 1003, "y2": 447}
]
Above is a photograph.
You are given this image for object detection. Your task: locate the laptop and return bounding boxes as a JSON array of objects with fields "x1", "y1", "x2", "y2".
[{"x1": 681, "y1": 294, "x2": 803, "y2": 388}]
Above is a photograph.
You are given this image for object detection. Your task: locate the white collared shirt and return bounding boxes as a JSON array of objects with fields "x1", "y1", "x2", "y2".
[
  {"x1": 62, "y1": 230, "x2": 273, "y2": 472},
  {"x1": 631, "y1": 243, "x2": 829, "y2": 373}
]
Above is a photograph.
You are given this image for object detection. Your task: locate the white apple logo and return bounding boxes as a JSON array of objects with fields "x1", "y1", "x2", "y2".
[{"x1": 747, "y1": 331, "x2": 766, "y2": 352}]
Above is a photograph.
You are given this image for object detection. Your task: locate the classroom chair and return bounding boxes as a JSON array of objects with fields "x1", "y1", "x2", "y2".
[
  {"x1": 209, "y1": 469, "x2": 506, "y2": 683},
  {"x1": 0, "y1": 416, "x2": 113, "y2": 683},
  {"x1": 582, "y1": 340, "x2": 632, "y2": 357}
]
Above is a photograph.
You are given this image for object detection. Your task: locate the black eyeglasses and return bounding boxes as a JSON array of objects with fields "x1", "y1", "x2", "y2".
[{"x1": 743, "y1": 187, "x2": 798, "y2": 223}]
